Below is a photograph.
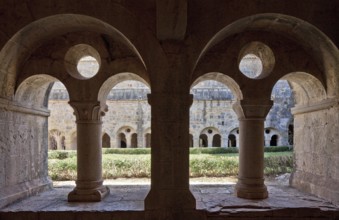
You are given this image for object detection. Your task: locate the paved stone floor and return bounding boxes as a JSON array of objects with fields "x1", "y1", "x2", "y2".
[{"x1": 1, "y1": 178, "x2": 338, "y2": 213}]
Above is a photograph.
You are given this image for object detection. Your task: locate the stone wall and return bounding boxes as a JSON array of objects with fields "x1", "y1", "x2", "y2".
[
  {"x1": 0, "y1": 100, "x2": 52, "y2": 208},
  {"x1": 48, "y1": 80, "x2": 294, "y2": 149},
  {"x1": 291, "y1": 102, "x2": 339, "y2": 205}
]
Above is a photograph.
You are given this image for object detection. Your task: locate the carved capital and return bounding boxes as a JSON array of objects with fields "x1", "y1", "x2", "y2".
[
  {"x1": 69, "y1": 101, "x2": 108, "y2": 122},
  {"x1": 234, "y1": 99, "x2": 273, "y2": 119}
]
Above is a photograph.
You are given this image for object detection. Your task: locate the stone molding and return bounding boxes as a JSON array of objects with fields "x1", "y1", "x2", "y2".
[
  {"x1": 69, "y1": 101, "x2": 107, "y2": 122},
  {"x1": 291, "y1": 98, "x2": 339, "y2": 115},
  {"x1": 0, "y1": 98, "x2": 50, "y2": 117}
]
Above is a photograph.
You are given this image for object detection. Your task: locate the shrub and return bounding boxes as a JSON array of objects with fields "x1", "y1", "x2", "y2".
[
  {"x1": 48, "y1": 151, "x2": 293, "y2": 180},
  {"x1": 264, "y1": 155, "x2": 293, "y2": 175},
  {"x1": 190, "y1": 155, "x2": 238, "y2": 177},
  {"x1": 48, "y1": 150, "x2": 76, "y2": 160},
  {"x1": 48, "y1": 158, "x2": 77, "y2": 180},
  {"x1": 103, "y1": 148, "x2": 151, "y2": 154},
  {"x1": 264, "y1": 146, "x2": 292, "y2": 152},
  {"x1": 189, "y1": 147, "x2": 239, "y2": 154}
]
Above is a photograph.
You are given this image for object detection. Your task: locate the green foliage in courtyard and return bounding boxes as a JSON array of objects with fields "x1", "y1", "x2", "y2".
[
  {"x1": 48, "y1": 150, "x2": 293, "y2": 181},
  {"x1": 100, "y1": 146, "x2": 292, "y2": 155},
  {"x1": 103, "y1": 148, "x2": 151, "y2": 154}
]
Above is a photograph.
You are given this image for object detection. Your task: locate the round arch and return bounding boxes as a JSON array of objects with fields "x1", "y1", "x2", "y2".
[
  {"x1": 0, "y1": 13, "x2": 164, "y2": 99},
  {"x1": 15, "y1": 74, "x2": 66, "y2": 109},
  {"x1": 280, "y1": 72, "x2": 327, "y2": 106},
  {"x1": 194, "y1": 13, "x2": 339, "y2": 97},
  {"x1": 98, "y1": 72, "x2": 150, "y2": 105},
  {"x1": 190, "y1": 72, "x2": 243, "y2": 100}
]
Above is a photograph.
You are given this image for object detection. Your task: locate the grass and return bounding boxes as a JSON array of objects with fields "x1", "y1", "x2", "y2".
[{"x1": 48, "y1": 149, "x2": 293, "y2": 181}]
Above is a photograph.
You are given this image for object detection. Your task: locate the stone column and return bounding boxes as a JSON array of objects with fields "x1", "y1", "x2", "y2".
[
  {"x1": 222, "y1": 137, "x2": 227, "y2": 148},
  {"x1": 126, "y1": 133, "x2": 132, "y2": 148},
  {"x1": 193, "y1": 135, "x2": 199, "y2": 148},
  {"x1": 145, "y1": 93, "x2": 196, "y2": 210},
  {"x1": 207, "y1": 134, "x2": 213, "y2": 147},
  {"x1": 68, "y1": 102, "x2": 109, "y2": 202},
  {"x1": 234, "y1": 100, "x2": 272, "y2": 199}
]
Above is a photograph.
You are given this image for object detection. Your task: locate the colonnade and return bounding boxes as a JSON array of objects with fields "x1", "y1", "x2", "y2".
[{"x1": 66, "y1": 94, "x2": 273, "y2": 205}]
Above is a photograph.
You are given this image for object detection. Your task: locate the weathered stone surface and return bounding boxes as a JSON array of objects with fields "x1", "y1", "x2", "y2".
[{"x1": 0, "y1": 1, "x2": 338, "y2": 218}]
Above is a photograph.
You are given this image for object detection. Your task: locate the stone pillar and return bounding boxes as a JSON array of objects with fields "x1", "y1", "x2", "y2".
[
  {"x1": 234, "y1": 100, "x2": 272, "y2": 199},
  {"x1": 126, "y1": 133, "x2": 132, "y2": 148},
  {"x1": 222, "y1": 137, "x2": 228, "y2": 148},
  {"x1": 193, "y1": 135, "x2": 199, "y2": 148},
  {"x1": 145, "y1": 93, "x2": 195, "y2": 210},
  {"x1": 207, "y1": 134, "x2": 213, "y2": 147},
  {"x1": 68, "y1": 102, "x2": 109, "y2": 202}
]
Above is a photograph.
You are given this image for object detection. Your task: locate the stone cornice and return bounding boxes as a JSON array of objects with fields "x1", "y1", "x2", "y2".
[
  {"x1": 291, "y1": 98, "x2": 339, "y2": 115},
  {"x1": 0, "y1": 98, "x2": 50, "y2": 117}
]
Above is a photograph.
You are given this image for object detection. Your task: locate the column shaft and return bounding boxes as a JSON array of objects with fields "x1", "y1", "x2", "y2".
[
  {"x1": 68, "y1": 102, "x2": 109, "y2": 202},
  {"x1": 235, "y1": 118, "x2": 268, "y2": 199}
]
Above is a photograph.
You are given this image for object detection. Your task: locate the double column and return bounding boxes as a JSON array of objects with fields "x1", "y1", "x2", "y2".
[
  {"x1": 234, "y1": 100, "x2": 273, "y2": 199},
  {"x1": 68, "y1": 101, "x2": 110, "y2": 202}
]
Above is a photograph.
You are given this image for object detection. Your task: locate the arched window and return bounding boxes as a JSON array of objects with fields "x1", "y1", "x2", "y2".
[
  {"x1": 145, "y1": 133, "x2": 151, "y2": 148},
  {"x1": 102, "y1": 133, "x2": 111, "y2": 148},
  {"x1": 270, "y1": 135, "x2": 278, "y2": 146},
  {"x1": 189, "y1": 134, "x2": 194, "y2": 148},
  {"x1": 119, "y1": 133, "x2": 127, "y2": 148},
  {"x1": 199, "y1": 134, "x2": 208, "y2": 147},
  {"x1": 131, "y1": 133, "x2": 138, "y2": 148},
  {"x1": 212, "y1": 134, "x2": 221, "y2": 147},
  {"x1": 228, "y1": 134, "x2": 236, "y2": 147}
]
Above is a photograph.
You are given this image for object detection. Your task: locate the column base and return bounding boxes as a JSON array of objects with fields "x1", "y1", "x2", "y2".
[
  {"x1": 235, "y1": 178, "x2": 268, "y2": 199},
  {"x1": 145, "y1": 188, "x2": 196, "y2": 210},
  {"x1": 68, "y1": 185, "x2": 110, "y2": 202}
]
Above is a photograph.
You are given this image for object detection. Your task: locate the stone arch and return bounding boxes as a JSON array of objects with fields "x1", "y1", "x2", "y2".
[
  {"x1": 49, "y1": 129, "x2": 65, "y2": 150},
  {"x1": 280, "y1": 72, "x2": 327, "y2": 106},
  {"x1": 102, "y1": 133, "x2": 111, "y2": 148},
  {"x1": 0, "y1": 13, "x2": 165, "y2": 98},
  {"x1": 194, "y1": 13, "x2": 339, "y2": 97},
  {"x1": 228, "y1": 128, "x2": 239, "y2": 148},
  {"x1": 191, "y1": 72, "x2": 242, "y2": 100},
  {"x1": 116, "y1": 126, "x2": 137, "y2": 148},
  {"x1": 98, "y1": 72, "x2": 150, "y2": 107},
  {"x1": 15, "y1": 74, "x2": 64, "y2": 109},
  {"x1": 200, "y1": 127, "x2": 221, "y2": 148},
  {"x1": 264, "y1": 127, "x2": 281, "y2": 147}
]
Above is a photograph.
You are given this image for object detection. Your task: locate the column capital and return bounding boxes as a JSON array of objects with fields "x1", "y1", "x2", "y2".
[
  {"x1": 69, "y1": 101, "x2": 108, "y2": 122},
  {"x1": 233, "y1": 99, "x2": 273, "y2": 119}
]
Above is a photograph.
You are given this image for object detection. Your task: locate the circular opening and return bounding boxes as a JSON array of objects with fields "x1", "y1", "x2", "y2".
[
  {"x1": 265, "y1": 129, "x2": 270, "y2": 134},
  {"x1": 64, "y1": 44, "x2": 101, "y2": 80},
  {"x1": 238, "y1": 41, "x2": 275, "y2": 79},
  {"x1": 208, "y1": 129, "x2": 213, "y2": 134},
  {"x1": 236, "y1": 129, "x2": 239, "y2": 134},
  {"x1": 126, "y1": 128, "x2": 131, "y2": 133},
  {"x1": 239, "y1": 54, "x2": 263, "y2": 78},
  {"x1": 77, "y1": 56, "x2": 99, "y2": 78}
]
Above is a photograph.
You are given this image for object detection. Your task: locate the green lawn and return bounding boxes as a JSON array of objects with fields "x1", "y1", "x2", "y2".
[{"x1": 48, "y1": 150, "x2": 293, "y2": 181}]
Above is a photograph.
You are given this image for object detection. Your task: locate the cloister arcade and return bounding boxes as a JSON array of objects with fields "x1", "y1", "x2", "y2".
[{"x1": 0, "y1": 2, "x2": 338, "y2": 219}]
